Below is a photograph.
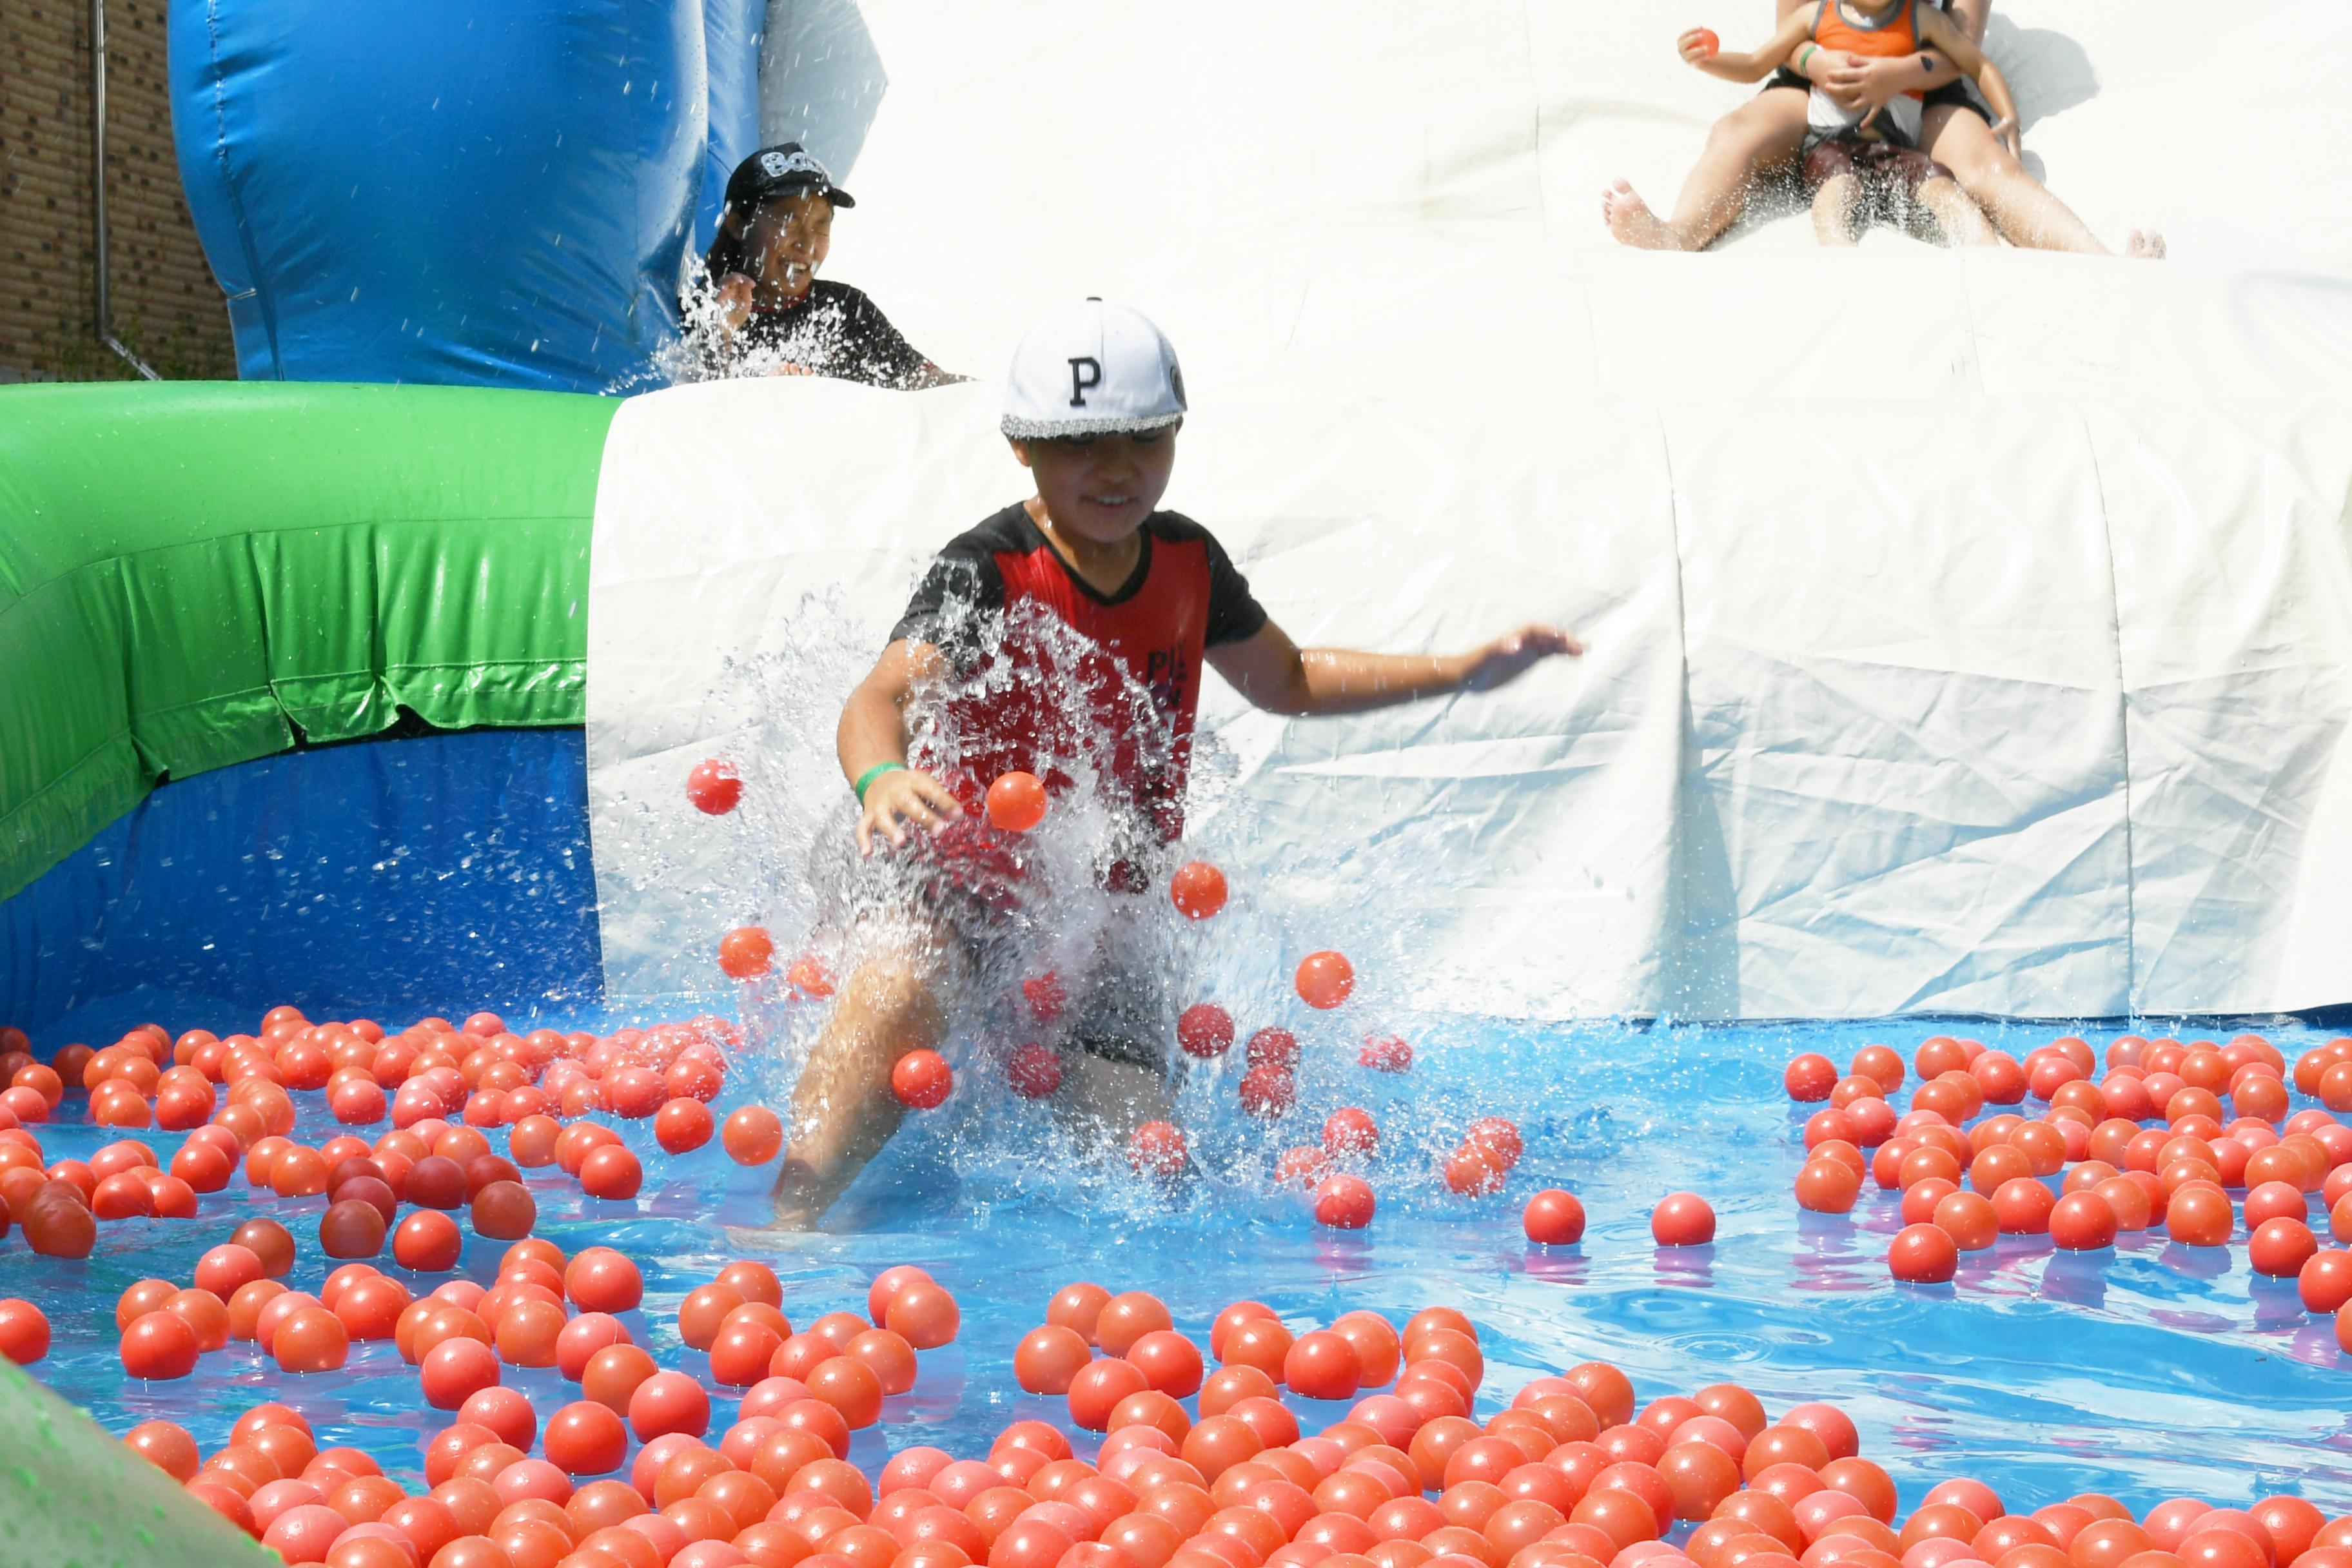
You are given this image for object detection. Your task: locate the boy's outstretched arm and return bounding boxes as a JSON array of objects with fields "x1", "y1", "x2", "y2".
[
  {"x1": 1208, "y1": 620, "x2": 1581, "y2": 719},
  {"x1": 1687, "y1": 12, "x2": 1818, "y2": 84},
  {"x1": 837, "y1": 640, "x2": 966, "y2": 852}
]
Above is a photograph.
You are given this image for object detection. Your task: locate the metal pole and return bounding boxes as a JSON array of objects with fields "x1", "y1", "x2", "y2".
[{"x1": 92, "y1": 0, "x2": 160, "y2": 380}]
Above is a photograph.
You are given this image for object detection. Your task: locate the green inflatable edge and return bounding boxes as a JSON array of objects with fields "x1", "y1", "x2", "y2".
[
  {"x1": 0, "y1": 1356, "x2": 273, "y2": 1567},
  {"x1": 0, "y1": 380, "x2": 618, "y2": 905}
]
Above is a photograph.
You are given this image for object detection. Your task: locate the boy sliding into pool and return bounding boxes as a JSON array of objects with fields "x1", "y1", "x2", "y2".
[
  {"x1": 770, "y1": 299, "x2": 1580, "y2": 1227},
  {"x1": 1684, "y1": 1, "x2": 2019, "y2": 246}
]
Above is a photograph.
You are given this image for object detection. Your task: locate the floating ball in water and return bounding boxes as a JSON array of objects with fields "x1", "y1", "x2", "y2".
[
  {"x1": 721, "y1": 1105, "x2": 785, "y2": 1165},
  {"x1": 986, "y1": 770, "x2": 1048, "y2": 832},
  {"x1": 718, "y1": 926, "x2": 775, "y2": 979},
  {"x1": 1178, "y1": 1003, "x2": 1236, "y2": 1059},
  {"x1": 1022, "y1": 972, "x2": 1066, "y2": 1023},
  {"x1": 1171, "y1": 861, "x2": 1229, "y2": 919},
  {"x1": 1651, "y1": 1191, "x2": 1716, "y2": 1246},
  {"x1": 2048, "y1": 1190, "x2": 2119, "y2": 1252},
  {"x1": 1359, "y1": 1034, "x2": 1412, "y2": 1073},
  {"x1": 1442, "y1": 1145, "x2": 1506, "y2": 1197},
  {"x1": 891, "y1": 1050, "x2": 954, "y2": 1110},
  {"x1": 1284, "y1": 1329, "x2": 1364, "y2": 1400},
  {"x1": 1887, "y1": 1222, "x2": 1958, "y2": 1282},
  {"x1": 1465, "y1": 1117, "x2": 1523, "y2": 1170},
  {"x1": 1296, "y1": 951, "x2": 1355, "y2": 1010},
  {"x1": 1794, "y1": 1157, "x2": 1861, "y2": 1214},
  {"x1": 579, "y1": 1143, "x2": 644, "y2": 1200},
  {"x1": 1524, "y1": 1188, "x2": 1587, "y2": 1244},
  {"x1": 685, "y1": 759, "x2": 742, "y2": 815},
  {"x1": 1006, "y1": 1043, "x2": 1064, "y2": 1099},
  {"x1": 1315, "y1": 1174, "x2": 1376, "y2": 1230},
  {"x1": 121, "y1": 1308, "x2": 201, "y2": 1380},
  {"x1": 1130, "y1": 1121, "x2": 1188, "y2": 1177},
  {"x1": 1784, "y1": 1053, "x2": 1838, "y2": 1102},
  {"x1": 1015, "y1": 1326, "x2": 1092, "y2": 1395},
  {"x1": 1275, "y1": 1146, "x2": 1333, "y2": 1188},
  {"x1": 653, "y1": 1098, "x2": 714, "y2": 1155}
]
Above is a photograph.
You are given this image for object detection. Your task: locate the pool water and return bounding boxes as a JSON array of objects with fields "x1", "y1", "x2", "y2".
[{"x1": 10, "y1": 1005, "x2": 2350, "y2": 1520}]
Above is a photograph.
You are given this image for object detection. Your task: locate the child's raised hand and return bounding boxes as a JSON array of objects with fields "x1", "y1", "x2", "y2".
[
  {"x1": 1455, "y1": 624, "x2": 1583, "y2": 693},
  {"x1": 856, "y1": 767, "x2": 964, "y2": 855},
  {"x1": 716, "y1": 273, "x2": 756, "y2": 329},
  {"x1": 1989, "y1": 115, "x2": 2022, "y2": 159},
  {"x1": 1678, "y1": 28, "x2": 1721, "y2": 66}
]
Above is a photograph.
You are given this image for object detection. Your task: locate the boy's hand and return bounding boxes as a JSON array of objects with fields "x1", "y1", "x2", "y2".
[
  {"x1": 1988, "y1": 115, "x2": 2022, "y2": 159},
  {"x1": 858, "y1": 767, "x2": 963, "y2": 854},
  {"x1": 1455, "y1": 624, "x2": 1583, "y2": 692}
]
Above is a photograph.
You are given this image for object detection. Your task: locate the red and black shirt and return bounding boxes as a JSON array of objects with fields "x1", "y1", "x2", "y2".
[{"x1": 890, "y1": 504, "x2": 1268, "y2": 843}]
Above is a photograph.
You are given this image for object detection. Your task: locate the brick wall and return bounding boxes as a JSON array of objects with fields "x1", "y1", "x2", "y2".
[{"x1": 1, "y1": 0, "x2": 236, "y2": 382}]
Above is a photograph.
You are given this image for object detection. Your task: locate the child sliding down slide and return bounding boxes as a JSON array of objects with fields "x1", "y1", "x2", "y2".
[
  {"x1": 1687, "y1": 0, "x2": 2019, "y2": 245},
  {"x1": 767, "y1": 300, "x2": 1582, "y2": 1228}
]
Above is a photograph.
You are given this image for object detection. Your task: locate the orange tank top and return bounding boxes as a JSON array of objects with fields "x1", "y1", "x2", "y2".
[{"x1": 1812, "y1": 0, "x2": 1926, "y2": 100}]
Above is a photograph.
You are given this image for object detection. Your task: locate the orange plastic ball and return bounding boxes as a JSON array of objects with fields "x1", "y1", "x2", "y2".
[
  {"x1": 723, "y1": 1106, "x2": 785, "y2": 1166},
  {"x1": 1171, "y1": 862, "x2": 1229, "y2": 920},
  {"x1": 1649, "y1": 1193, "x2": 1715, "y2": 1246},
  {"x1": 718, "y1": 926, "x2": 776, "y2": 980},
  {"x1": 986, "y1": 772, "x2": 1049, "y2": 832},
  {"x1": 1295, "y1": 952, "x2": 1356, "y2": 1011}
]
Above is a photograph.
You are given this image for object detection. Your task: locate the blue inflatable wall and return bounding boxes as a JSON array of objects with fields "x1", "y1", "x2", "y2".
[
  {"x1": 170, "y1": 1, "x2": 721, "y2": 393},
  {"x1": 0, "y1": 731, "x2": 602, "y2": 1048},
  {"x1": 700, "y1": 0, "x2": 765, "y2": 253}
]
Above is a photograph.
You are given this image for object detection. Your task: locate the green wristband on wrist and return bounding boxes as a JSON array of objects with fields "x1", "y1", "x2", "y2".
[
  {"x1": 1796, "y1": 43, "x2": 1817, "y2": 74},
  {"x1": 853, "y1": 761, "x2": 906, "y2": 803}
]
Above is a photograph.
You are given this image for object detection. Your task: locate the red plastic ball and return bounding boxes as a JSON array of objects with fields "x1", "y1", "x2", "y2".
[
  {"x1": 1523, "y1": 1189, "x2": 1586, "y2": 1245},
  {"x1": 1784, "y1": 1054, "x2": 1838, "y2": 1102},
  {"x1": 1171, "y1": 861, "x2": 1229, "y2": 920},
  {"x1": 1, "y1": 1298, "x2": 54, "y2": 1364},
  {"x1": 687, "y1": 759, "x2": 743, "y2": 815},
  {"x1": 1177, "y1": 1005, "x2": 1235, "y2": 1060},
  {"x1": 578, "y1": 1144, "x2": 644, "y2": 1200},
  {"x1": 721, "y1": 1106, "x2": 785, "y2": 1164},
  {"x1": 1690, "y1": 28, "x2": 1721, "y2": 59},
  {"x1": 1650, "y1": 1193, "x2": 1715, "y2": 1246},
  {"x1": 718, "y1": 926, "x2": 776, "y2": 980},
  {"x1": 2049, "y1": 1191, "x2": 2119, "y2": 1251},
  {"x1": 394, "y1": 1210, "x2": 465, "y2": 1271},
  {"x1": 1296, "y1": 952, "x2": 1356, "y2": 1010},
  {"x1": 1315, "y1": 1175, "x2": 1377, "y2": 1230},
  {"x1": 891, "y1": 1050, "x2": 954, "y2": 1110},
  {"x1": 120, "y1": 1309, "x2": 201, "y2": 1380},
  {"x1": 1887, "y1": 1222, "x2": 1958, "y2": 1283},
  {"x1": 1006, "y1": 1044, "x2": 1064, "y2": 1099},
  {"x1": 986, "y1": 772, "x2": 1048, "y2": 832},
  {"x1": 1130, "y1": 1122, "x2": 1188, "y2": 1177},
  {"x1": 654, "y1": 1098, "x2": 715, "y2": 1154}
]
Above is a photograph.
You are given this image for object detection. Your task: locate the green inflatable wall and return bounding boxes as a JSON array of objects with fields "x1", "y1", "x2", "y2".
[
  {"x1": 0, "y1": 1358, "x2": 272, "y2": 1567},
  {"x1": 0, "y1": 382, "x2": 617, "y2": 903}
]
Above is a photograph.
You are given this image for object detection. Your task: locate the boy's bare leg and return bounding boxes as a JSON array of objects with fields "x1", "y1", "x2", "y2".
[
  {"x1": 1919, "y1": 176, "x2": 1999, "y2": 246},
  {"x1": 769, "y1": 947, "x2": 948, "y2": 1227},
  {"x1": 1057, "y1": 1053, "x2": 1175, "y2": 1150},
  {"x1": 1603, "y1": 88, "x2": 1809, "y2": 251},
  {"x1": 1922, "y1": 106, "x2": 2162, "y2": 258},
  {"x1": 1812, "y1": 175, "x2": 1861, "y2": 245}
]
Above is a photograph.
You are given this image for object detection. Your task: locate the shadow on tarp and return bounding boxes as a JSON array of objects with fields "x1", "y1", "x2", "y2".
[{"x1": 0, "y1": 730, "x2": 602, "y2": 1046}]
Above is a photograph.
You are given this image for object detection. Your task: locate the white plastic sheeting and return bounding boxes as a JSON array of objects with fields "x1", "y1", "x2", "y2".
[{"x1": 590, "y1": 1, "x2": 2352, "y2": 1019}]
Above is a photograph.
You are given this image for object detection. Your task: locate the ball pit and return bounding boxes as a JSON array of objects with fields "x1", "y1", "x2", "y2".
[{"x1": 8, "y1": 1004, "x2": 2352, "y2": 1568}]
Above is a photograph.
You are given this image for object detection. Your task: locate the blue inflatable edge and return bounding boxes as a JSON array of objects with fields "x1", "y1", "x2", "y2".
[{"x1": 0, "y1": 729, "x2": 603, "y2": 1047}]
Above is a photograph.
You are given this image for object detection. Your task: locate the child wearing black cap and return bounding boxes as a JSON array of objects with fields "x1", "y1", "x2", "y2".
[
  {"x1": 766, "y1": 300, "x2": 1580, "y2": 1227},
  {"x1": 684, "y1": 144, "x2": 957, "y2": 387}
]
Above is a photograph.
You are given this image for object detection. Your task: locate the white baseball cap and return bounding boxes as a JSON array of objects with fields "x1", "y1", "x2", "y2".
[{"x1": 1001, "y1": 299, "x2": 1187, "y2": 440}]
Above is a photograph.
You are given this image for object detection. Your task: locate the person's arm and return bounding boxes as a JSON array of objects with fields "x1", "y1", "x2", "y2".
[
  {"x1": 1687, "y1": 10, "x2": 1819, "y2": 84},
  {"x1": 1918, "y1": 5, "x2": 2020, "y2": 153},
  {"x1": 1207, "y1": 620, "x2": 1581, "y2": 719},
  {"x1": 838, "y1": 640, "x2": 966, "y2": 853}
]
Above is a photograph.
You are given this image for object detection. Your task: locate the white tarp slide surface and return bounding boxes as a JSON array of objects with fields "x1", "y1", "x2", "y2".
[{"x1": 591, "y1": 1, "x2": 2352, "y2": 1020}]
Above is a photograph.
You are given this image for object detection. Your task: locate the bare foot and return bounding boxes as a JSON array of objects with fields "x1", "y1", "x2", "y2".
[
  {"x1": 2126, "y1": 229, "x2": 2167, "y2": 260},
  {"x1": 1602, "y1": 179, "x2": 1692, "y2": 251}
]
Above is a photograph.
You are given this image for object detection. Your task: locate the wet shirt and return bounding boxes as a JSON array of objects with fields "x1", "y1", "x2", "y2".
[
  {"x1": 890, "y1": 504, "x2": 1268, "y2": 842},
  {"x1": 707, "y1": 279, "x2": 932, "y2": 387}
]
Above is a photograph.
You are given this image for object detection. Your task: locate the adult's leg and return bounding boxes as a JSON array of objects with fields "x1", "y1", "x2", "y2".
[
  {"x1": 769, "y1": 943, "x2": 948, "y2": 1226},
  {"x1": 1917, "y1": 176, "x2": 1999, "y2": 246},
  {"x1": 1605, "y1": 88, "x2": 1810, "y2": 251},
  {"x1": 1921, "y1": 104, "x2": 2164, "y2": 257},
  {"x1": 1812, "y1": 175, "x2": 1862, "y2": 246}
]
